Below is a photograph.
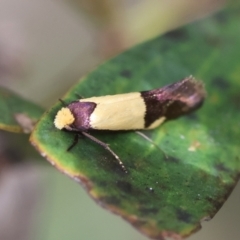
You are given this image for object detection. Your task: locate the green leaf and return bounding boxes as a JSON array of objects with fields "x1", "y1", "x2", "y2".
[
  {"x1": 0, "y1": 87, "x2": 44, "y2": 133},
  {"x1": 30, "y1": 4, "x2": 240, "y2": 240}
]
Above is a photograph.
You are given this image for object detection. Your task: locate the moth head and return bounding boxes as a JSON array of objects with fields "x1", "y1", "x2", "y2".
[{"x1": 54, "y1": 107, "x2": 75, "y2": 130}]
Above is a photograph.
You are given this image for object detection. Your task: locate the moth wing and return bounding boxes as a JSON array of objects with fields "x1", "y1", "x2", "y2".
[
  {"x1": 80, "y1": 76, "x2": 205, "y2": 130},
  {"x1": 141, "y1": 77, "x2": 206, "y2": 128},
  {"x1": 81, "y1": 92, "x2": 146, "y2": 130}
]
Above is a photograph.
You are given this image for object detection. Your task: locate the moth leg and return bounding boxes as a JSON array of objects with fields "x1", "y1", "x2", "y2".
[
  {"x1": 59, "y1": 99, "x2": 67, "y2": 106},
  {"x1": 67, "y1": 134, "x2": 80, "y2": 151},
  {"x1": 135, "y1": 131, "x2": 168, "y2": 159},
  {"x1": 82, "y1": 131, "x2": 128, "y2": 173}
]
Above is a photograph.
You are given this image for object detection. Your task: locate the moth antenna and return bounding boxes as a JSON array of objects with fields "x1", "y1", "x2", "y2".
[
  {"x1": 82, "y1": 132, "x2": 128, "y2": 173},
  {"x1": 59, "y1": 98, "x2": 67, "y2": 106},
  {"x1": 135, "y1": 131, "x2": 168, "y2": 159}
]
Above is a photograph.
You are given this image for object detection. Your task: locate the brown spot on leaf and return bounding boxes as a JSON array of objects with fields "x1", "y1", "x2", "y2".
[
  {"x1": 215, "y1": 163, "x2": 230, "y2": 173},
  {"x1": 120, "y1": 69, "x2": 132, "y2": 78},
  {"x1": 188, "y1": 141, "x2": 201, "y2": 152},
  {"x1": 176, "y1": 209, "x2": 192, "y2": 223},
  {"x1": 116, "y1": 180, "x2": 133, "y2": 194},
  {"x1": 212, "y1": 77, "x2": 230, "y2": 89}
]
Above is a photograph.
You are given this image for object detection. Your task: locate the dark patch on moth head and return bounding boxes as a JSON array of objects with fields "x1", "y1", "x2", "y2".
[
  {"x1": 120, "y1": 69, "x2": 132, "y2": 78},
  {"x1": 68, "y1": 101, "x2": 96, "y2": 131},
  {"x1": 141, "y1": 77, "x2": 206, "y2": 128}
]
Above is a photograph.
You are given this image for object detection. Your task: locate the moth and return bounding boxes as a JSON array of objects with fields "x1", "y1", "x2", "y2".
[{"x1": 54, "y1": 76, "x2": 206, "y2": 173}]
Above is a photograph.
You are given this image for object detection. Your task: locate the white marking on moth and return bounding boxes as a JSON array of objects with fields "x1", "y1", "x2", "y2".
[
  {"x1": 146, "y1": 116, "x2": 166, "y2": 129},
  {"x1": 81, "y1": 92, "x2": 146, "y2": 130}
]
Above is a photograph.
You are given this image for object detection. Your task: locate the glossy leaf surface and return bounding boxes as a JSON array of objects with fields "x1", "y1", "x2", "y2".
[{"x1": 31, "y1": 3, "x2": 240, "y2": 239}]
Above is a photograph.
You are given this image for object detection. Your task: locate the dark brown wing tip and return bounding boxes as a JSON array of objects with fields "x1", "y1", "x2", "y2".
[
  {"x1": 173, "y1": 76, "x2": 206, "y2": 106},
  {"x1": 163, "y1": 76, "x2": 207, "y2": 120},
  {"x1": 183, "y1": 76, "x2": 207, "y2": 98}
]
